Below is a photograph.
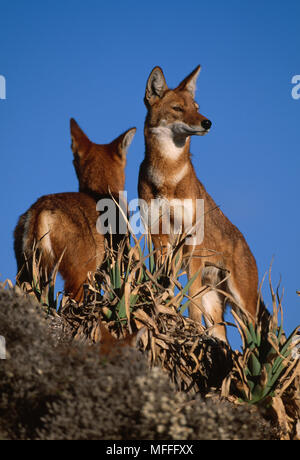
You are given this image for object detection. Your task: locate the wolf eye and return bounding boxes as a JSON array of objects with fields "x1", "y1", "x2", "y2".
[{"x1": 172, "y1": 105, "x2": 183, "y2": 112}]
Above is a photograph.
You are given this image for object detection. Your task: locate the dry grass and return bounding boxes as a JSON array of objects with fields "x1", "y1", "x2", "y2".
[{"x1": 14, "y1": 230, "x2": 300, "y2": 440}]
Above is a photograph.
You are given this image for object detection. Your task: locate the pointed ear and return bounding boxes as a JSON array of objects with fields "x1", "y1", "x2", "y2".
[
  {"x1": 121, "y1": 127, "x2": 136, "y2": 155},
  {"x1": 113, "y1": 127, "x2": 136, "y2": 159},
  {"x1": 176, "y1": 65, "x2": 202, "y2": 98},
  {"x1": 145, "y1": 66, "x2": 168, "y2": 106},
  {"x1": 70, "y1": 118, "x2": 91, "y2": 156}
]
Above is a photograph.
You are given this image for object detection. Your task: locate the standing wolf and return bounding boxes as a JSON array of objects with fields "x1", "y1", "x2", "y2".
[{"x1": 138, "y1": 65, "x2": 258, "y2": 342}]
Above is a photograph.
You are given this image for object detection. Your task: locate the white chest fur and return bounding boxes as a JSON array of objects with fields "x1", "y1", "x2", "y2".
[
  {"x1": 147, "y1": 196, "x2": 194, "y2": 234},
  {"x1": 150, "y1": 126, "x2": 185, "y2": 161},
  {"x1": 147, "y1": 162, "x2": 189, "y2": 188}
]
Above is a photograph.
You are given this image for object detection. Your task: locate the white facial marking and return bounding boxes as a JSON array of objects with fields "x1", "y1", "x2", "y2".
[{"x1": 150, "y1": 125, "x2": 186, "y2": 160}]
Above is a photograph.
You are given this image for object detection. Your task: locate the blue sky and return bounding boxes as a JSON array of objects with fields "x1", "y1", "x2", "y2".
[{"x1": 0, "y1": 0, "x2": 299, "y2": 347}]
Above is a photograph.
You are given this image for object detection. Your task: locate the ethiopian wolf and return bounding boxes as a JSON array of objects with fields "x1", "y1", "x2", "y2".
[
  {"x1": 14, "y1": 119, "x2": 136, "y2": 301},
  {"x1": 138, "y1": 65, "x2": 259, "y2": 342}
]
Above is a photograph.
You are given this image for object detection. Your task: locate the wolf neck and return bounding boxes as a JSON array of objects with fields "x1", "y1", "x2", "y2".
[
  {"x1": 145, "y1": 126, "x2": 191, "y2": 164},
  {"x1": 79, "y1": 180, "x2": 125, "y2": 203}
]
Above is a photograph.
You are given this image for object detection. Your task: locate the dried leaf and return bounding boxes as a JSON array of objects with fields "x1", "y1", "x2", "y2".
[{"x1": 271, "y1": 396, "x2": 292, "y2": 440}]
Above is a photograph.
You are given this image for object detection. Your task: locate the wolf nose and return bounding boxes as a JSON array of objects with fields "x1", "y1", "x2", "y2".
[{"x1": 201, "y1": 119, "x2": 212, "y2": 130}]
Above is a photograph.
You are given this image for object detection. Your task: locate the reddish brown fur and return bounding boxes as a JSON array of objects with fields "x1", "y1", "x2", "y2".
[
  {"x1": 98, "y1": 323, "x2": 139, "y2": 357},
  {"x1": 14, "y1": 119, "x2": 136, "y2": 301},
  {"x1": 138, "y1": 66, "x2": 259, "y2": 342}
]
